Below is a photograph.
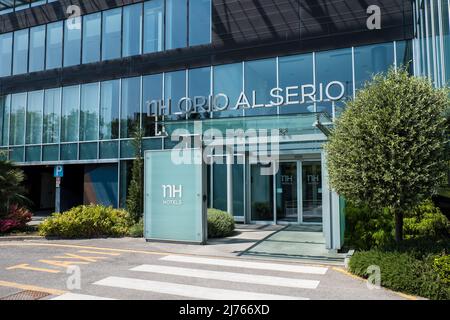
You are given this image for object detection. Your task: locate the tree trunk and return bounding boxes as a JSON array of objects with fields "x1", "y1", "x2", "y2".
[{"x1": 394, "y1": 209, "x2": 404, "y2": 243}]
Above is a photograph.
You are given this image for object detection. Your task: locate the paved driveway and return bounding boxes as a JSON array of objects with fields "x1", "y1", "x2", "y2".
[{"x1": 0, "y1": 239, "x2": 408, "y2": 300}]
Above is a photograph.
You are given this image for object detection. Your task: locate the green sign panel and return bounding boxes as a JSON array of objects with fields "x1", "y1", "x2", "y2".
[{"x1": 144, "y1": 149, "x2": 207, "y2": 243}]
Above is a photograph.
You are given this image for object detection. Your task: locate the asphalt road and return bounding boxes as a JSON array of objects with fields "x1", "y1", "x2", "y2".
[{"x1": 0, "y1": 240, "x2": 408, "y2": 300}]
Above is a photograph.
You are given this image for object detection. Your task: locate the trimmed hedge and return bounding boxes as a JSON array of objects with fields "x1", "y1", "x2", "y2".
[
  {"x1": 39, "y1": 205, "x2": 132, "y2": 238},
  {"x1": 207, "y1": 208, "x2": 235, "y2": 238},
  {"x1": 349, "y1": 250, "x2": 450, "y2": 300}
]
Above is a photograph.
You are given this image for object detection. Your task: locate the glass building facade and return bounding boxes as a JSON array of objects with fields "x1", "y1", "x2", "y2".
[{"x1": 0, "y1": 0, "x2": 444, "y2": 250}]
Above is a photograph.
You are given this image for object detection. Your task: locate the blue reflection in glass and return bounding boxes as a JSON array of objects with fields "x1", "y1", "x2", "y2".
[
  {"x1": 123, "y1": 4, "x2": 142, "y2": 57},
  {"x1": 64, "y1": 19, "x2": 82, "y2": 67},
  {"x1": 82, "y1": 12, "x2": 101, "y2": 64},
  {"x1": 189, "y1": 67, "x2": 210, "y2": 119},
  {"x1": 165, "y1": 0, "x2": 187, "y2": 50},
  {"x1": 213, "y1": 62, "x2": 243, "y2": 118},
  {"x1": 46, "y1": 21, "x2": 63, "y2": 70},
  {"x1": 143, "y1": 73, "x2": 163, "y2": 136},
  {"x1": 244, "y1": 58, "x2": 277, "y2": 116},
  {"x1": 164, "y1": 70, "x2": 186, "y2": 120},
  {"x1": 144, "y1": 0, "x2": 164, "y2": 53},
  {"x1": 102, "y1": 8, "x2": 122, "y2": 61},
  {"x1": 13, "y1": 29, "x2": 29, "y2": 75},
  {"x1": 189, "y1": 0, "x2": 211, "y2": 46},
  {"x1": 29, "y1": 26, "x2": 46, "y2": 72},
  {"x1": 0, "y1": 33, "x2": 13, "y2": 77}
]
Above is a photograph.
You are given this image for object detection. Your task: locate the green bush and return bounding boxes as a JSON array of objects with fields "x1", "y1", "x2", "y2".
[
  {"x1": 404, "y1": 200, "x2": 450, "y2": 240},
  {"x1": 344, "y1": 204, "x2": 394, "y2": 250},
  {"x1": 128, "y1": 218, "x2": 144, "y2": 238},
  {"x1": 207, "y1": 208, "x2": 235, "y2": 238},
  {"x1": 39, "y1": 205, "x2": 132, "y2": 238},
  {"x1": 345, "y1": 200, "x2": 450, "y2": 250},
  {"x1": 349, "y1": 250, "x2": 450, "y2": 300},
  {"x1": 433, "y1": 255, "x2": 450, "y2": 284}
]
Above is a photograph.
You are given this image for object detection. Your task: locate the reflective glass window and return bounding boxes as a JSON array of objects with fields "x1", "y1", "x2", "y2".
[
  {"x1": 123, "y1": 3, "x2": 142, "y2": 57},
  {"x1": 279, "y1": 53, "x2": 314, "y2": 114},
  {"x1": 120, "y1": 77, "x2": 141, "y2": 138},
  {"x1": 29, "y1": 25, "x2": 46, "y2": 72},
  {"x1": 164, "y1": 70, "x2": 186, "y2": 119},
  {"x1": 142, "y1": 73, "x2": 163, "y2": 136},
  {"x1": 189, "y1": 0, "x2": 211, "y2": 46},
  {"x1": 188, "y1": 67, "x2": 210, "y2": 119},
  {"x1": 82, "y1": 12, "x2": 101, "y2": 64},
  {"x1": 61, "y1": 85, "x2": 80, "y2": 142},
  {"x1": 26, "y1": 90, "x2": 44, "y2": 144},
  {"x1": 100, "y1": 80, "x2": 120, "y2": 140},
  {"x1": 46, "y1": 21, "x2": 63, "y2": 70},
  {"x1": 0, "y1": 33, "x2": 12, "y2": 77},
  {"x1": 13, "y1": 29, "x2": 29, "y2": 75},
  {"x1": 244, "y1": 58, "x2": 277, "y2": 116},
  {"x1": 102, "y1": 8, "x2": 122, "y2": 61},
  {"x1": 0, "y1": 95, "x2": 10, "y2": 146},
  {"x1": 396, "y1": 40, "x2": 413, "y2": 73},
  {"x1": 165, "y1": 0, "x2": 187, "y2": 50},
  {"x1": 315, "y1": 48, "x2": 353, "y2": 118},
  {"x1": 43, "y1": 88, "x2": 61, "y2": 144},
  {"x1": 80, "y1": 83, "x2": 99, "y2": 141},
  {"x1": 354, "y1": 43, "x2": 394, "y2": 90},
  {"x1": 10, "y1": 93, "x2": 26, "y2": 145},
  {"x1": 144, "y1": 0, "x2": 164, "y2": 53},
  {"x1": 213, "y1": 62, "x2": 243, "y2": 118},
  {"x1": 64, "y1": 18, "x2": 82, "y2": 67}
]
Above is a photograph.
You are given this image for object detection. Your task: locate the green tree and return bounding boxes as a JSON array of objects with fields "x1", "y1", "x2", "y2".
[
  {"x1": 0, "y1": 157, "x2": 27, "y2": 216},
  {"x1": 325, "y1": 68, "x2": 449, "y2": 243},
  {"x1": 126, "y1": 129, "x2": 144, "y2": 222}
]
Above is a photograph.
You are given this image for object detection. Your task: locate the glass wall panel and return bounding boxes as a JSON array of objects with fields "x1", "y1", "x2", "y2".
[
  {"x1": 354, "y1": 43, "x2": 394, "y2": 90},
  {"x1": 46, "y1": 21, "x2": 63, "y2": 70},
  {"x1": 144, "y1": 0, "x2": 164, "y2": 53},
  {"x1": 80, "y1": 142, "x2": 97, "y2": 160},
  {"x1": 64, "y1": 18, "x2": 82, "y2": 67},
  {"x1": 213, "y1": 62, "x2": 243, "y2": 118},
  {"x1": 26, "y1": 90, "x2": 44, "y2": 144},
  {"x1": 123, "y1": 3, "x2": 142, "y2": 57},
  {"x1": 43, "y1": 144, "x2": 58, "y2": 161},
  {"x1": 244, "y1": 58, "x2": 277, "y2": 116},
  {"x1": 80, "y1": 83, "x2": 99, "y2": 141},
  {"x1": 10, "y1": 147, "x2": 24, "y2": 162},
  {"x1": 100, "y1": 140, "x2": 118, "y2": 159},
  {"x1": 13, "y1": 29, "x2": 29, "y2": 75},
  {"x1": 10, "y1": 93, "x2": 26, "y2": 145},
  {"x1": 315, "y1": 48, "x2": 353, "y2": 118},
  {"x1": 164, "y1": 70, "x2": 186, "y2": 120},
  {"x1": 142, "y1": 73, "x2": 163, "y2": 136},
  {"x1": 189, "y1": 0, "x2": 211, "y2": 46},
  {"x1": 120, "y1": 77, "x2": 141, "y2": 138},
  {"x1": 60, "y1": 143, "x2": 77, "y2": 160},
  {"x1": 102, "y1": 8, "x2": 122, "y2": 61},
  {"x1": 279, "y1": 53, "x2": 314, "y2": 114},
  {"x1": 396, "y1": 40, "x2": 413, "y2": 73},
  {"x1": 29, "y1": 25, "x2": 46, "y2": 72},
  {"x1": 61, "y1": 85, "x2": 80, "y2": 142},
  {"x1": 165, "y1": 0, "x2": 187, "y2": 50},
  {"x1": 43, "y1": 88, "x2": 61, "y2": 144},
  {"x1": 0, "y1": 33, "x2": 13, "y2": 77},
  {"x1": 0, "y1": 95, "x2": 10, "y2": 146},
  {"x1": 100, "y1": 80, "x2": 120, "y2": 140},
  {"x1": 26, "y1": 146, "x2": 40, "y2": 162},
  {"x1": 82, "y1": 12, "x2": 101, "y2": 64},
  {"x1": 442, "y1": 0, "x2": 450, "y2": 84},
  {"x1": 188, "y1": 67, "x2": 210, "y2": 120}
]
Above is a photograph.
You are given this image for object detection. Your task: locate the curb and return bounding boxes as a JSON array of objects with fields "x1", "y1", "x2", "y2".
[
  {"x1": 344, "y1": 249, "x2": 355, "y2": 269},
  {"x1": 0, "y1": 235, "x2": 44, "y2": 242}
]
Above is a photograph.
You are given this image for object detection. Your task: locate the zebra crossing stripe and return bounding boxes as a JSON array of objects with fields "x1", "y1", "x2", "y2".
[
  {"x1": 160, "y1": 255, "x2": 328, "y2": 275},
  {"x1": 94, "y1": 276, "x2": 308, "y2": 300},
  {"x1": 131, "y1": 264, "x2": 320, "y2": 289}
]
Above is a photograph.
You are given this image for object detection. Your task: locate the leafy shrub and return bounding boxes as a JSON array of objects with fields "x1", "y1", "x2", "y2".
[
  {"x1": 39, "y1": 205, "x2": 132, "y2": 238},
  {"x1": 128, "y1": 218, "x2": 144, "y2": 238},
  {"x1": 433, "y1": 255, "x2": 450, "y2": 284},
  {"x1": 404, "y1": 200, "x2": 450, "y2": 239},
  {"x1": 0, "y1": 204, "x2": 32, "y2": 233},
  {"x1": 345, "y1": 200, "x2": 450, "y2": 250},
  {"x1": 349, "y1": 250, "x2": 450, "y2": 300},
  {"x1": 344, "y1": 203, "x2": 394, "y2": 250},
  {"x1": 207, "y1": 208, "x2": 235, "y2": 238}
]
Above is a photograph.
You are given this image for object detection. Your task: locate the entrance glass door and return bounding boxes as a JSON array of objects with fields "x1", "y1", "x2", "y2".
[
  {"x1": 302, "y1": 161, "x2": 322, "y2": 223},
  {"x1": 250, "y1": 164, "x2": 274, "y2": 221},
  {"x1": 276, "y1": 162, "x2": 298, "y2": 223}
]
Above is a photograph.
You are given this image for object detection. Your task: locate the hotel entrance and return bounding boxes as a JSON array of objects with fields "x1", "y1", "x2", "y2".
[{"x1": 250, "y1": 160, "x2": 323, "y2": 225}]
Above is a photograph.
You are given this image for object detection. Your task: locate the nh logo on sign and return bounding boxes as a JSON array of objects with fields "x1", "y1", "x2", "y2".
[
  {"x1": 54, "y1": 165, "x2": 64, "y2": 178},
  {"x1": 162, "y1": 185, "x2": 182, "y2": 198}
]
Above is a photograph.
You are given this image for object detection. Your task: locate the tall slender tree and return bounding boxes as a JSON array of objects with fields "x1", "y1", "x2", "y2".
[{"x1": 126, "y1": 129, "x2": 144, "y2": 222}]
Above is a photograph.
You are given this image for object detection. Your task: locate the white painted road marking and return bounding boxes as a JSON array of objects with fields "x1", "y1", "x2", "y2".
[
  {"x1": 161, "y1": 255, "x2": 328, "y2": 275},
  {"x1": 52, "y1": 293, "x2": 115, "y2": 300},
  {"x1": 131, "y1": 264, "x2": 320, "y2": 289},
  {"x1": 94, "y1": 276, "x2": 308, "y2": 300}
]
